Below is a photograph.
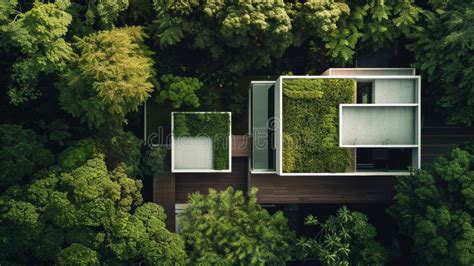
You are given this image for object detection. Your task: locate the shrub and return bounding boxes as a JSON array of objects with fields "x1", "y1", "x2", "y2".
[
  {"x1": 297, "y1": 206, "x2": 387, "y2": 265},
  {"x1": 143, "y1": 146, "x2": 169, "y2": 175},
  {"x1": 173, "y1": 113, "x2": 230, "y2": 170},
  {"x1": 282, "y1": 78, "x2": 355, "y2": 173},
  {"x1": 388, "y1": 146, "x2": 474, "y2": 265},
  {"x1": 179, "y1": 187, "x2": 295, "y2": 264}
]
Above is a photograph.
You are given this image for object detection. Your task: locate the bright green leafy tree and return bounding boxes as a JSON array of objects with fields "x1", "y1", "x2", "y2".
[
  {"x1": 56, "y1": 244, "x2": 100, "y2": 266},
  {"x1": 58, "y1": 26, "x2": 155, "y2": 128},
  {"x1": 297, "y1": 206, "x2": 387, "y2": 266},
  {"x1": 407, "y1": 0, "x2": 474, "y2": 125},
  {"x1": 2, "y1": 0, "x2": 73, "y2": 104},
  {"x1": 0, "y1": 124, "x2": 54, "y2": 191},
  {"x1": 0, "y1": 144, "x2": 185, "y2": 264},
  {"x1": 156, "y1": 74, "x2": 202, "y2": 109},
  {"x1": 153, "y1": 0, "x2": 293, "y2": 73},
  {"x1": 179, "y1": 187, "x2": 295, "y2": 265},
  {"x1": 388, "y1": 146, "x2": 474, "y2": 265}
]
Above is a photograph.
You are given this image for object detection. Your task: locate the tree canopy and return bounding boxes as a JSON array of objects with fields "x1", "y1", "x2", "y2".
[
  {"x1": 389, "y1": 146, "x2": 474, "y2": 265},
  {"x1": 0, "y1": 124, "x2": 54, "y2": 191},
  {"x1": 179, "y1": 187, "x2": 295, "y2": 264},
  {"x1": 58, "y1": 26, "x2": 155, "y2": 128},
  {"x1": 2, "y1": 0, "x2": 73, "y2": 104},
  {"x1": 0, "y1": 143, "x2": 185, "y2": 264},
  {"x1": 407, "y1": 0, "x2": 474, "y2": 125},
  {"x1": 297, "y1": 206, "x2": 387, "y2": 266}
]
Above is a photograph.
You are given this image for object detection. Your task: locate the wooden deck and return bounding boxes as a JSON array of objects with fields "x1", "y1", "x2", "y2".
[
  {"x1": 232, "y1": 135, "x2": 251, "y2": 157},
  {"x1": 250, "y1": 174, "x2": 396, "y2": 204},
  {"x1": 175, "y1": 157, "x2": 248, "y2": 203}
]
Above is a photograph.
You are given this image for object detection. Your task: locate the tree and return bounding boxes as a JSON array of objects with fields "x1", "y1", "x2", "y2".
[
  {"x1": 388, "y1": 146, "x2": 474, "y2": 265},
  {"x1": 2, "y1": 0, "x2": 73, "y2": 104},
  {"x1": 56, "y1": 244, "x2": 100, "y2": 266},
  {"x1": 179, "y1": 187, "x2": 295, "y2": 265},
  {"x1": 0, "y1": 145, "x2": 186, "y2": 264},
  {"x1": 291, "y1": 0, "x2": 420, "y2": 63},
  {"x1": 297, "y1": 206, "x2": 387, "y2": 266},
  {"x1": 142, "y1": 146, "x2": 169, "y2": 176},
  {"x1": 98, "y1": 128, "x2": 143, "y2": 176},
  {"x1": 156, "y1": 74, "x2": 202, "y2": 109},
  {"x1": 407, "y1": 0, "x2": 474, "y2": 125},
  {"x1": 0, "y1": 124, "x2": 54, "y2": 191},
  {"x1": 58, "y1": 26, "x2": 155, "y2": 128},
  {"x1": 153, "y1": 1, "x2": 293, "y2": 73}
]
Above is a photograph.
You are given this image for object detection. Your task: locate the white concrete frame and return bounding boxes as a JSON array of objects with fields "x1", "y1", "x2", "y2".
[
  {"x1": 249, "y1": 81, "x2": 278, "y2": 174},
  {"x1": 273, "y1": 75, "x2": 421, "y2": 176},
  {"x1": 171, "y1": 112, "x2": 232, "y2": 173}
]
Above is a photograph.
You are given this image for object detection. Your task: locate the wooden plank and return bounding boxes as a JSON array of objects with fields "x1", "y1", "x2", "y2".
[
  {"x1": 153, "y1": 174, "x2": 176, "y2": 231},
  {"x1": 232, "y1": 135, "x2": 251, "y2": 157},
  {"x1": 175, "y1": 157, "x2": 248, "y2": 203},
  {"x1": 249, "y1": 174, "x2": 396, "y2": 204}
]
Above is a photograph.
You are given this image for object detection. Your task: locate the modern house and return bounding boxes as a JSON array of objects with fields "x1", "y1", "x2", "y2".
[{"x1": 150, "y1": 68, "x2": 423, "y2": 230}]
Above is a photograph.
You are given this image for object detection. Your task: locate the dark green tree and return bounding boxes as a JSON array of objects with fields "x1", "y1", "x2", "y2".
[
  {"x1": 0, "y1": 145, "x2": 185, "y2": 264},
  {"x1": 0, "y1": 124, "x2": 54, "y2": 191},
  {"x1": 156, "y1": 74, "x2": 202, "y2": 109},
  {"x1": 153, "y1": 0, "x2": 293, "y2": 73},
  {"x1": 407, "y1": 0, "x2": 474, "y2": 125},
  {"x1": 297, "y1": 206, "x2": 387, "y2": 266},
  {"x1": 142, "y1": 146, "x2": 169, "y2": 176},
  {"x1": 58, "y1": 26, "x2": 155, "y2": 128},
  {"x1": 389, "y1": 147, "x2": 474, "y2": 265},
  {"x1": 179, "y1": 187, "x2": 295, "y2": 265},
  {"x1": 291, "y1": 0, "x2": 420, "y2": 63},
  {"x1": 98, "y1": 128, "x2": 143, "y2": 176}
]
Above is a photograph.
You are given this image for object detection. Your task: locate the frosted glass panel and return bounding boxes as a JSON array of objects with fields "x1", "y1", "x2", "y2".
[{"x1": 341, "y1": 106, "x2": 415, "y2": 145}]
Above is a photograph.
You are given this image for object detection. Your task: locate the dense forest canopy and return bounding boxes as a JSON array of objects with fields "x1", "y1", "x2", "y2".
[{"x1": 0, "y1": 0, "x2": 473, "y2": 264}]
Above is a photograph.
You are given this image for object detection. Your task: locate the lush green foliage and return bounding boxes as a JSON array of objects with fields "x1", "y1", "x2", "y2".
[
  {"x1": 389, "y1": 146, "x2": 474, "y2": 265},
  {"x1": 153, "y1": 1, "x2": 420, "y2": 70},
  {"x1": 98, "y1": 128, "x2": 143, "y2": 176},
  {"x1": 153, "y1": 0, "x2": 293, "y2": 73},
  {"x1": 282, "y1": 79, "x2": 355, "y2": 173},
  {"x1": 0, "y1": 124, "x2": 54, "y2": 191},
  {"x1": 58, "y1": 26, "x2": 155, "y2": 128},
  {"x1": 143, "y1": 146, "x2": 170, "y2": 175},
  {"x1": 291, "y1": 0, "x2": 419, "y2": 63},
  {"x1": 408, "y1": 0, "x2": 474, "y2": 125},
  {"x1": 157, "y1": 74, "x2": 202, "y2": 108},
  {"x1": 180, "y1": 187, "x2": 295, "y2": 264},
  {"x1": 0, "y1": 148, "x2": 185, "y2": 264},
  {"x1": 2, "y1": 0, "x2": 73, "y2": 104},
  {"x1": 297, "y1": 206, "x2": 387, "y2": 266},
  {"x1": 70, "y1": 0, "x2": 129, "y2": 31},
  {"x1": 56, "y1": 243, "x2": 100, "y2": 266},
  {"x1": 174, "y1": 112, "x2": 230, "y2": 170}
]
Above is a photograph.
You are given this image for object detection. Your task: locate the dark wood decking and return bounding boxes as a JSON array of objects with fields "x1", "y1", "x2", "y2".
[
  {"x1": 232, "y1": 135, "x2": 251, "y2": 157},
  {"x1": 421, "y1": 127, "x2": 474, "y2": 164},
  {"x1": 175, "y1": 157, "x2": 248, "y2": 203},
  {"x1": 250, "y1": 174, "x2": 396, "y2": 204}
]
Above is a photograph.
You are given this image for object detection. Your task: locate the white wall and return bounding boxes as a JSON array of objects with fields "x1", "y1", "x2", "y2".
[
  {"x1": 341, "y1": 106, "x2": 416, "y2": 145},
  {"x1": 373, "y1": 79, "x2": 416, "y2": 103}
]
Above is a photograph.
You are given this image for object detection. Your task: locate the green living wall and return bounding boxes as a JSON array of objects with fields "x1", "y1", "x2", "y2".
[
  {"x1": 283, "y1": 79, "x2": 355, "y2": 173},
  {"x1": 174, "y1": 113, "x2": 230, "y2": 170}
]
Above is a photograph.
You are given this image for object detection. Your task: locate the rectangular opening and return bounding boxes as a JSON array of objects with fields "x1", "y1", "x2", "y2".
[
  {"x1": 251, "y1": 83, "x2": 276, "y2": 171},
  {"x1": 356, "y1": 148, "x2": 412, "y2": 171},
  {"x1": 357, "y1": 82, "x2": 373, "y2": 103}
]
